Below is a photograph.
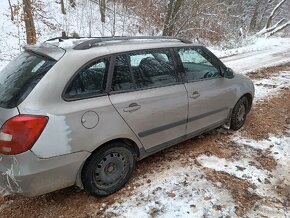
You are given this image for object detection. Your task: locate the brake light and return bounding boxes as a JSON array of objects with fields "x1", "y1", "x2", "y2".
[{"x1": 0, "y1": 115, "x2": 48, "y2": 155}]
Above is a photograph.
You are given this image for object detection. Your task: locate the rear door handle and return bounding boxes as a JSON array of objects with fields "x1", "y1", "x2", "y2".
[
  {"x1": 123, "y1": 103, "x2": 141, "y2": 112},
  {"x1": 190, "y1": 91, "x2": 200, "y2": 99}
]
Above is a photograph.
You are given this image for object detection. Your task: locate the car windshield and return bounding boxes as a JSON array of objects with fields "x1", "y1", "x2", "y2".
[{"x1": 0, "y1": 51, "x2": 56, "y2": 108}]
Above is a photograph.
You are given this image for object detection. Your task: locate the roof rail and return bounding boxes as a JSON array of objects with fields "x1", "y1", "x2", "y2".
[
  {"x1": 73, "y1": 36, "x2": 192, "y2": 50},
  {"x1": 45, "y1": 36, "x2": 116, "y2": 42}
]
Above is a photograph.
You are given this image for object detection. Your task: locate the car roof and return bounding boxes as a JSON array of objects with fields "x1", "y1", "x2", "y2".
[{"x1": 25, "y1": 36, "x2": 201, "y2": 60}]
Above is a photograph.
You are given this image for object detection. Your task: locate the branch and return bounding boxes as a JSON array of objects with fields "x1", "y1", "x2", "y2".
[
  {"x1": 267, "y1": 20, "x2": 290, "y2": 36},
  {"x1": 257, "y1": 18, "x2": 285, "y2": 35},
  {"x1": 265, "y1": 0, "x2": 286, "y2": 28}
]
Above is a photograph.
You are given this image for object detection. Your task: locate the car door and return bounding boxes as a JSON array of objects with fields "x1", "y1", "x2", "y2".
[
  {"x1": 109, "y1": 49, "x2": 188, "y2": 151},
  {"x1": 175, "y1": 47, "x2": 236, "y2": 135}
]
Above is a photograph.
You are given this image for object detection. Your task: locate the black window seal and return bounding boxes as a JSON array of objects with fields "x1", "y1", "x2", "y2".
[
  {"x1": 62, "y1": 55, "x2": 112, "y2": 102},
  {"x1": 108, "y1": 48, "x2": 181, "y2": 95},
  {"x1": 173, "y1": 46, "x2": 224, "y2": 83},
  {"x1": 109, "y1": 82, "x2": 184, "y2": 96}
]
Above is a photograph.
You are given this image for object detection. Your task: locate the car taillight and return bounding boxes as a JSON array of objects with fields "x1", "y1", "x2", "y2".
[{"x1": 0, "y1": 115, "x2": 48, "y2": 155}]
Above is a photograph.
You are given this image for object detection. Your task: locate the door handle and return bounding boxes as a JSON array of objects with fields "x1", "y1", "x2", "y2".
[
  {"x1": 190, "y1": 91, "x2": 200, "y2": 99},
  {"x1": 123, "y1": 103, "x2": 141, "y2": 112}
]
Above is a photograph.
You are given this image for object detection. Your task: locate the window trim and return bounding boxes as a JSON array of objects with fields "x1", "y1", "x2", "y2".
[
  {"x1": 62, "y1": 56, "x2": 112, "y2": 102},
  {"x1": 108, "y1": 48, "x2": 183, "y2": 95},
  {"x1": 173, "y1": 46, "x2": 224, "y2": 83},
  {"x1": 62, "y1": 45, "x2": 226, "y2": 101}
]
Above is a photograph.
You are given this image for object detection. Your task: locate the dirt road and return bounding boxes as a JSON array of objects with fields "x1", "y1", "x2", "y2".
[{"x1": 221, "y1": 47, "x2": 290, "y2": 74}]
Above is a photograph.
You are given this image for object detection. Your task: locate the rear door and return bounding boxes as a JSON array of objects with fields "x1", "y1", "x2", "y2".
[
  {"x1": 109, "y1": 49, "x2": 188, "y2": 151},
  {"x1": 175, "y1": 47, "x2": 236, "y2": 135}
]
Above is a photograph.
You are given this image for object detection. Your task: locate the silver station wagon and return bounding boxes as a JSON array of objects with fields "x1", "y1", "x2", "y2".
[{"x1": 0, "y1": 36, "x2": 254, "y2": 196}]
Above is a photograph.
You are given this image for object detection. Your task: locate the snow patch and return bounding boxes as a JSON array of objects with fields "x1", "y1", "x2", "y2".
[
  {"x1": 211, "y1": 37, "x2": 290, "y2": 59},
  {"x1": 197, "y1": 130, "x2": 290, "y2": 217},
  {"x1": 105, "y1": 161, "x2": 237, "y2": 217},
  {"x1": 253, "y1": 71, "x2": 290, "y2": 101}
]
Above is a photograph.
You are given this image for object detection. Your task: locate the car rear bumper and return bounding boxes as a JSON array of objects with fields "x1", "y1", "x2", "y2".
[{"x1": 0, "y1": 150, "x2": 90, "y2": 196}]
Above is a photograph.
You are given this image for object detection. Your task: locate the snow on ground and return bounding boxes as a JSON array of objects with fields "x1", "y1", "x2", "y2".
[
  {"x1": 211, "y1": 37, "x2": 290, "y2": 59},
  {"x1": 253, "y1": 71, "x2": 290, "y2": 100},
  {"x1": 106, "y1": 161, "x2": 237, "y2": 218},
  {"x1": 221, "y1": 46, "x2": 290, "y2": 74},
  {"x1": 210, "y1": 37, "x2": 290, "y2": 74},
  {"x1": 198, "y1": 132, "x2": 290, "y2": 218}
]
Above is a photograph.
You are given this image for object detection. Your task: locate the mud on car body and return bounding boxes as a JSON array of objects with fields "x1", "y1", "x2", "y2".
[{"x1": 0, "y1": 36, "x2": 255, "y2": 196}]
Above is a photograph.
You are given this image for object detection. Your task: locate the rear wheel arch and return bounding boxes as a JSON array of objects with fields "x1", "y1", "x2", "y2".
[
  {"x1": 75, "y1": 137, "x2": 140, "y2": 190},
  {"x1": 80, "y1": 139, "x2": 137, "y2": 196},
  {"x1": 92, "y1": 138, "x2": 140, "y2": 160}
]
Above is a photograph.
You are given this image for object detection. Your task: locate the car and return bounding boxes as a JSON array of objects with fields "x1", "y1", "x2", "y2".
[{"x1": 0, "y1": 36, "x2": 255, "y2": 197}]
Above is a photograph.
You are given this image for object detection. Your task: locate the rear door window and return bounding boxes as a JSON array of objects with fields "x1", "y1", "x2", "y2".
[
  {"x1": 0, "y1": 51, "x2": 56, "y2": 108},
  {"x1": 64, "y1": 58, "x2": 109, "y2": 100},
  {"x1": 111, "y1": 49, "x2": 178, "y2": 92},
  {"x1": 130, "y1": 50, "x2": 178, "y2": 89}
]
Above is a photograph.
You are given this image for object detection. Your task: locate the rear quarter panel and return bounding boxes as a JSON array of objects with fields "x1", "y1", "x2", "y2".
[{"x1": 17, "y1": 51, "x2": 143, "y2": 159}]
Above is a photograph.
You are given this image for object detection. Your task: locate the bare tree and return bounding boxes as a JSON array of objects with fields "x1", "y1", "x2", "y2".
[
  {"x1": 163, "y1": 0, "x2": 183, "y2": 36},
  {"x1": 257, "y1": 0, "x2": 290, "y2": 36},
  {"x1": 7, "y1": 0, "x2": 14, "y2": 21},
  {"x1": 249, "y1": 0, "x2": 263, "y2": 32},
  {"x1": 23, "y1": 0, "x2": 36, "y2": 44},
  {"x1": 60, "y1": 0, "x2": 66, "y2": 14},
  {"x1": 99, "y1": 0, "x2": 106, "y2": 23}
]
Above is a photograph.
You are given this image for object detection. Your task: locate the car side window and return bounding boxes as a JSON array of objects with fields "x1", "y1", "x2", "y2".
[
  {"x1": 111, "y1": 55, "x2": 135, "y2": 92},
  {"x1": 178, "y1": 48, "x2": 220, "y2": 82},
  {"x1": 130, "y1": 50, "x2": 178, "y2": 89},
  {"x1": 65, "y1": 58, "x2": 109, "y2": 99}
]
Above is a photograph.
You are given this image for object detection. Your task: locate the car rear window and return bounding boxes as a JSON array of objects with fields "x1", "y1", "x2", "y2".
[{"x1": 0, "y1": 51, "x2": 56, "y2": 108}]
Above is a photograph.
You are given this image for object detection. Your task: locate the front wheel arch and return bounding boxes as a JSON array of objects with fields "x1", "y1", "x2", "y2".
[{"x1": 230, "y1": 96, "x2": 249, "y2": 130}]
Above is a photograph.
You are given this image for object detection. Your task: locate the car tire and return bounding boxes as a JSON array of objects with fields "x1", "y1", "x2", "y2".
[
  {"x1": 230, "y1": 97, "x2": 249, "y2": 131},
  {"x1": 81, "y1": 142, "x2": 135, "y2": 197}
]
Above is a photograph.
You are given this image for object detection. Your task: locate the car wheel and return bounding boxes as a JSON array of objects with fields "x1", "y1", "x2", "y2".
[
  {"x1": 81, "y1": 142, "x2": 135, "y2": 196},
  {"x1": 230, "y1": 97, "x2": 249, "y2": 131}
]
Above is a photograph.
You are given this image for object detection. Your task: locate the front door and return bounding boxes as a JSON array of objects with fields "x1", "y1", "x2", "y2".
[
  {"x1": 176, "y1": 47, "x2": 236, "y2": 135},
  {"x1": 109, "y1": 49, "x2": 188, "y2": 151}
]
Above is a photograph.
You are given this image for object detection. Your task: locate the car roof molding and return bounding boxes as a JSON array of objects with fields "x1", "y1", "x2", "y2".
[
  {"x1": 45, "y1": 36, "x2": 118, "y2": 42},
  {"x1": 68, "y1": 36, "x2": 192, "y2": 50}
]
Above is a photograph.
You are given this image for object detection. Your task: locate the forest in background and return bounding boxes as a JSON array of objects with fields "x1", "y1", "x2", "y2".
[{"x1": 1, "y1": 0, "x2": 290, "y2": 51}]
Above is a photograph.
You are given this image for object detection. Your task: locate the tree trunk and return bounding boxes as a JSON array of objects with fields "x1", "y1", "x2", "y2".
[
  {"x1": 8, "y1": 0, "x2": 14, "y2": 21},
  {"x1": 249, "y1": 0, "x2": 262, "y2": 32},
  {"x1": 162, "y1": 0, "x2": 183, "y2": 36},
  {"x1": 99, "y1": 0, "x2": 106, "y2": 23},
  {"x1": 60, "y1": 0, "x2": 66, "y2": 14},
  {"x1": 23, "y1": 0, "x2": 36, "y2": 44}
]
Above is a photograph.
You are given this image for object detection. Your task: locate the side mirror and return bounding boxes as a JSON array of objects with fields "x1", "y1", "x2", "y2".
[{"x1": 223, "y1": 67, "x2": 234, "y2": 79}]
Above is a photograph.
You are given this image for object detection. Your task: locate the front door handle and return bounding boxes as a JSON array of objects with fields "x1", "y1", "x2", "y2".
[
  {"x1": 123, "y1": 103, "x2": 141, "y2": 112},
  {"x1": 190, "y1": 91, "x2": 200, "y2": 99}
]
